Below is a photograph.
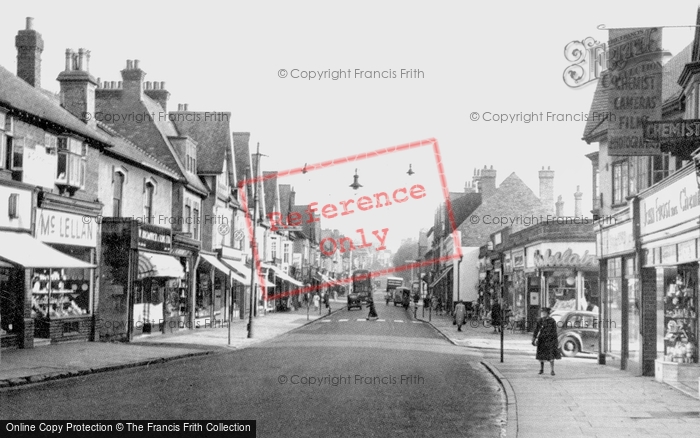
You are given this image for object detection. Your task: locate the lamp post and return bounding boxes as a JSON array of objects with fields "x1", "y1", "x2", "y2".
[{"x1": 248, "y1": 143, "x2": 265, "y2": 338}]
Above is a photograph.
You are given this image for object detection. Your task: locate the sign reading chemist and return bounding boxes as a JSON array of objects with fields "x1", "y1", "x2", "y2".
[{"x1": 36, "y1": 208, "x2": 97, "y2": 247}]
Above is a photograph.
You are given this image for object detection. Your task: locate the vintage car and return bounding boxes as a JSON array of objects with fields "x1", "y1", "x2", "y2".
[
  {"x1": 393, "y1": 287, "x2": 411, "y2": 306},
  {"x1": 556, "y1": 311, "x2": 599, "y2": 357},
  {"x1": 347, "y1": 292, "x2": 362, "y2": 310}
]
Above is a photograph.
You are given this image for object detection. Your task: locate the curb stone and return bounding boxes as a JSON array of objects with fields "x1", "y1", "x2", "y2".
[
  {"x1": 0, "y1": 350, "x2": 216, "y2": 391},
  {"x1": 481, "y1": 361, "x2": 517, "y2": 438}
]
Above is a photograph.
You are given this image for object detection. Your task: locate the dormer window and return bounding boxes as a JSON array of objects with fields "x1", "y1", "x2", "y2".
[{"x1": 56, "y1": 136, "x2": 86, "y2": 192}]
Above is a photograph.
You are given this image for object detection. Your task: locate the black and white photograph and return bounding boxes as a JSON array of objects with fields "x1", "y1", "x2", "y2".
[{"x1": 2, "y1": 1, "x2": 700, "y2": 436}]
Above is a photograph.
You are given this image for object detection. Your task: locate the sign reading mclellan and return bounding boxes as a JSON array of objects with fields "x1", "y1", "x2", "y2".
[
  {"x1": 36, "y1": 208, "x2": 97, "y2": 247},
  {"x1": 605, "y1": 27, "x2": 663, "y2": 156}
]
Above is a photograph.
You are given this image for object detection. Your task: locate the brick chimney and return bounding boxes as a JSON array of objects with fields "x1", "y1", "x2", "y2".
[
  {"x1": 473, "y1": 165, "x2": 497, "y2": 199},
  {"x1": 539, "y1": 166, "x2": 555, "y2": 215},
  {"x1": 144, "y1": 80, "x2": 170, "y2": 112},
  {"x1": 555, "y1": 195, "x2": 564, "y2": 217},
  {"x1": 57, "y1": 48, "x2": 97, "y2": 127},
  {"x1": 121, "y1": 59, "x2": 146, "y2": 101},
  {"x1": 15, "y1": 17, "x2": 44, "y2": 88},
  {"x1": 574, "y1": 185, "x2": 583, "y2": 217},
  {"x1": 464, "y1": 180, "x2": 476, "y2": 194}
]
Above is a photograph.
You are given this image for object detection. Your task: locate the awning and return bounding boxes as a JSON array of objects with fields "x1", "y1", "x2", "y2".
[
  {"x1": 0, "y1": 231, "x2": 95, "y2": 268},
  {"x1": 429, "y1": 266, "x2": 453, "y2": 288},
  {"x1": 263, "y1": 264, "x2": 304, "y2": 287},
  {"x1": 200, "y1": 254, "x2": 232, "y2": 276},
  {"x1": 138, "y1": 252, "x2": 184, "y2": 279},
  {"x1": 220, "y1": 258, "x2": 274, "y2": 287}
]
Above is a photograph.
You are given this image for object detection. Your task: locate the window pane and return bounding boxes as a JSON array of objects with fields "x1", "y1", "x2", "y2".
[{"x1": 57, "y1": 153, "x2": 67, "y2": 180}]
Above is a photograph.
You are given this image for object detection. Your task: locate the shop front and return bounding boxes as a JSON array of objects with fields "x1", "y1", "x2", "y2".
[
  {"x1": 198, "y1": 252, "x2": 236, "y2": 326},
  {"x1": 637, "y1": 166, "x2": 700, "y2": 382},
  {"x1": 507, "y1": 248, "x2": 527, "y2": 328},
  {"x1": 219, "y1": 246, "x2": 252, "y2": 320},
  {"x1": 99, "y1": 219, "x2": 185, "y2": 340},
  {"x1": 32, "y1": 204, "x2": 99, "y2": 345},
  {"x1": 595, "y1": 209, "x2": 637, "y2": 371}
]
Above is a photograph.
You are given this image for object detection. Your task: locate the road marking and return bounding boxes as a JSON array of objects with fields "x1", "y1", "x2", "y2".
[
  {"x1": 377, "y1": 319, "x2": 385, "y2": 322},
  {"x1": 412, "y1": 321, "x2": 422, "y2": 324},
  {"x1": 357, "y1": 319, "x2": 365, "y2": 322},
  {"x1": 339, "y1": 319, "x2": 349, "y2": 322},
  {"x1": 394, "y1": 320, "x2": 404, "y2": 323},
  {"x1": 320, "y1": 319, "x2": 331, "y2": 322}
]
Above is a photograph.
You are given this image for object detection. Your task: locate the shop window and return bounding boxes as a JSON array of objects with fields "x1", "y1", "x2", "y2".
[
  {"x1": 548, "y1": 272, "x2": 577, "y2": 311},
  {"x1": 56, "y1": 137, "x2": 86, "y2": 190},
  {"x1": 662, "y1": 265, "x2": 697, "y2": 363},
  {"x1": 0, "y1": 267, "x2": 23, "y2": 336},
  {"x1": 612, "y1": 160, "x2": 628, "y2": 205},
  {"x1": 605, "y1": 257, "x2": 622, "y2": 356},
  {"x1": 113, "y1": 171, "x2": 125, "y2": 217},
  {"x1": 30, "y1": 266, "x2": 91, "y2": 320}
]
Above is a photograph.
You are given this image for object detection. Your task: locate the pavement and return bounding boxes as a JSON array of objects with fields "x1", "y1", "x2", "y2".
[
  {"x1": 415, "y1": 309, "x2": 700, "y2": 438},
  {"x1": 0, "y1": 299, "x2": 344, "y2": 389}
]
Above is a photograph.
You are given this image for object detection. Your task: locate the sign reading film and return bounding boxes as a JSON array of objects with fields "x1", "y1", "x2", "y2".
[{"x1": 605, "y1": 27, "x2": 663, "y2": 156}]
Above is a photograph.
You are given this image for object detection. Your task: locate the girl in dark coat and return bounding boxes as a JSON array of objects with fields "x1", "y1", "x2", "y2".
[
  {"x1": 532, "y1": 307, "x2": 561, "y2": 375},
  {"x1": 490, "y1": 299, "x2": 502, "y2": 333}
]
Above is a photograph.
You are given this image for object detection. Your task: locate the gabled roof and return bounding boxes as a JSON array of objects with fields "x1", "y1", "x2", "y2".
[
  {"x1": 95, "y1": 92, "x2": 209, "y2": 195},
  {"x1": 233, "y1": 132, "x2": 253, "y2": 205},
  {"x1": 0, "y1": 64, "x2": 111, "y2": 147},
  {"x1": 459, "y1": 173, "x2": 549, "y2": 247},
  {"x1": 291, "y1": 205, "x2": 321, "y2": 244},
  {"x1": 582, "y1": 43, "x2": 692, "y2": 142},
  {"x1": 172, "y1": 112, "x2": 233, "y2": 175},
  {"x1": 449, "y1": 192, "x2": 482, "y2": 232}
]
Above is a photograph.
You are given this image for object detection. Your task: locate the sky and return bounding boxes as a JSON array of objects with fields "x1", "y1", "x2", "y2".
[{"x1": 1, "y1": 1, "x2": 697, "y2": 253}]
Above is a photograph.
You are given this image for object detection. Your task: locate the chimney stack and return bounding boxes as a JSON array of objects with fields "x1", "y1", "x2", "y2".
[
  {"x1": 121, "y1": 58, "x2": 146, "y2": 101},
  {"x1": 464, "y1": 180, "x2": 476, "y2": 194},
  {"x1": 574, "y1": 185, "x2": 583, "y2": 217},
  {"x1": 555, "y1": 195, "x2": 565, "y2": 217},
  {"x1": 539, "y1": 166, "x2": 555, "y2": 215},
  {"x1": 144, "y1": 80, "x2": 170, "y2": 112},
  {"x1": 15, "y1": 17, "x2": 44, "y2": 87},
  {"x1": 473, "y1": 165, "x2": 497, "y2": 199},
  {"x1": 56, "y1": 47, "x2": 98, "y2": 127}
]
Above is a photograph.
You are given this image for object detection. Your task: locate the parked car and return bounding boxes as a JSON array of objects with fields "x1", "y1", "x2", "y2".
[
  {"x1": 556, "y1": 311, "x2": 599, "y2": 357},
  {"x1": 347, "y1": 293, "x2": 362, "y2": 310}
]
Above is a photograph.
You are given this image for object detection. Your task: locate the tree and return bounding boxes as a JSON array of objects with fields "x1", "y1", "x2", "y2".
[{"x1": 392, "y1": 239, "x2": 419, "y2": 284}]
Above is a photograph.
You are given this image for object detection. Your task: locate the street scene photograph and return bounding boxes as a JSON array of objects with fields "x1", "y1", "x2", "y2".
[{"x1": 3, "y1": 1, "x2": 700, "y2": 437}]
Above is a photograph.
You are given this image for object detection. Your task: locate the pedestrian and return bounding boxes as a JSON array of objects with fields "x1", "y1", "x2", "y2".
[
  {"x1": 436, "y1": 295, "x2": 443, "y2": 316},
  {"x1": 490, "y1": 299, "x2": 502, "y2": 333},
  {"x1": 313, "y1": 293, "x2": 320, "y2": 311},
  {"x1": 323, "y1": 291, "x2": 331, "y2": 314},
  {"x1": 532, "y1": 307, "x2": 561, "y2": 376},
  {"x1": 453, "y1": 300, "x2": 467, "y2": 332},
  {"x1": 366, "y1": 296, "x2": 378, "y2": 320}
]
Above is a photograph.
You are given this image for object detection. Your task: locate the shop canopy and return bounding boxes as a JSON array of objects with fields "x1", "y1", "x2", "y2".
[
  {"x1": 429, "y1": 266, "x2": 453, "y2": 288},
  {"x1": 200, "y1": 254, "x2": 248, "y2": 285},
  {"x1": 219, "y1": 258, "x2": 274, "y2": 287},
  {"x1": 138, "y1": 252, "x2": 184, "y2": 279},
  {"x1": 0, "y1": 231, "x2": 95, "y2": 269},
  {"x1": 262, "y1": 263, "x2": 304, "y2": 287}
]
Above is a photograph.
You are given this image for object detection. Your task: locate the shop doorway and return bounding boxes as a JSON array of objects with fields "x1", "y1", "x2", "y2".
[{"x1": 527, "y1": 276, "x2": 540, "y2": 331}]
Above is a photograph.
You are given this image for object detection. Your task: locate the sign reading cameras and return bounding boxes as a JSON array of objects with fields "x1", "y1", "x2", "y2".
[{"x1": 604, "y1": 27, "x2": 664, "y2": 156}]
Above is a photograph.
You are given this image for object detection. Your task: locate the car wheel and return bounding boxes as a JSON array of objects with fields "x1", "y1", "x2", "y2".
[{"x1": 560, "y1": 337, "x2": 580, "y2": 357}]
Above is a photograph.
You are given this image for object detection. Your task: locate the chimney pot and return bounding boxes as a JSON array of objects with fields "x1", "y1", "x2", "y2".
[
  {"x1": 160, "y1": 81, "x2": 165, "y2": 89},
  {"x1": 77, "y1": 48, "x2": 86, "y2": 71},
  {"x1": 152, "y1": 81, "x2": 158, "y2": 90},
  {"x1": 111, "y1": 81, "x2": 116, "y2": 88},
  {"x1": 184, "y1": 103, "x2": 188, "y2": 111},
  {"x1": 134, "y1": 59, "x2": 140, "y2": 69},
  {"x1": 26, "y1": 17, "x2": 34, "y2": 30},
  {"x1": 118, "y1": 81, "x2": 123, "y2": 88},
  {"x1": 555, "y1": 195, "x2": 565, "y2": 217},
  {"x1": 126, "y1": 59, "x2": 132, "y2": 69},
  {"x1": 144, "y1": 81, "x2": 150, "y2": 90},
  {"x1": 97, "y1": 77, "x2": 102, "y2": 88},
  {"x1": 64, "y1": 49, "x2": 72, "y2": 71}
]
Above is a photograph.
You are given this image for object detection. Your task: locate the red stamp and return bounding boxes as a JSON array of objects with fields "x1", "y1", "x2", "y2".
[{"x1": 238, "y1": 138, "x2": 461, "y2": 300}]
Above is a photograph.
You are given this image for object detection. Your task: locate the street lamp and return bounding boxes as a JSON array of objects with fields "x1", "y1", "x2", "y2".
[
  {"x1": 248, "y1": 143, "x2": 266, "y2": 338},
  {"x1": 349, "y1": 168, "x2": 362, "y2": 190}
]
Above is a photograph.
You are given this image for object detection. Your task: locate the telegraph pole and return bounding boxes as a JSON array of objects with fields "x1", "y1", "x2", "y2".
[{"x1": 248, "y1": 143, "x2": 265, "y2": 338}]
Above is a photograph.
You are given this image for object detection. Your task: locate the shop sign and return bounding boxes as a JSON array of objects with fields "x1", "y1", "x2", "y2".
[
  {"x1": 604, "y1": 27, "x2": 663, "y2": 156},
  {"x1": 533, "y1": 248, "x2": 597, "y2": 269},
  {"x1": 640, "y1": 171, "x2": 700, "y2": 236},
  {"x1": 35, "y1": 208, "x2": 96, "y2": 247},
  {"x1": 599, "y1": 221, "x2": 634, "y2": 256},
  {"x1": 137, "y1": 223, "x2": 172, "y2": 253},
  {"x1": 661, "y1": 244, "x2": 676, "y2": 264},
  {"x1": 512, "y1": 249, "x2": 525, "y2": 269}
]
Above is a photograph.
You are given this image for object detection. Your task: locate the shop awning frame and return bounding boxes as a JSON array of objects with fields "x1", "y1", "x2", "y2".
[
  {"x1": 138, "y1": 252, "x2": 185, "y2": 280},
  {"x1": 263, "y1": 263, "x2": 304, "y2": 287},
  {"x1": 220, "y1": 258, "x2": 274, "y2": 287},
  {"x1": 0, "y1": 231, "x2": 96, "y2": 269},
  {"x1": 429, "y1": 266, "x2": 453, "y2": 288}
]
